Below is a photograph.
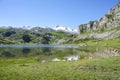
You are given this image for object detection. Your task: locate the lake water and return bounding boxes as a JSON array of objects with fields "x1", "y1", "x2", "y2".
[{"x1": 0, "y1": 44, "x2": 110, "y2": 61}]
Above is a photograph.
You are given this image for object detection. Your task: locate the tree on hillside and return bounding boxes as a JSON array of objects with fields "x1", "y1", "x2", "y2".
[
  {"x1": 22, "y1": 35, "x2": 31, "y2": 42},
  {"x1": 2, "y1": 31, "x2": 16, "y2": 37}
]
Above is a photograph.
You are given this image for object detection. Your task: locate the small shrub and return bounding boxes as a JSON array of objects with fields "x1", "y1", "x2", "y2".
[
  {"x1": 22, "y1": 34, "x2": 31, "y2": 42},
  {"x1": 105, "y1": 14, "x2": 114, "y2": 19}
]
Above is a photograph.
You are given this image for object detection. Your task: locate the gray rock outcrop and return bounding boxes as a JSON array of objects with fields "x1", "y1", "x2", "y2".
[{"x1": 78, "y1": 2, "x2": 120, "y2": 34}]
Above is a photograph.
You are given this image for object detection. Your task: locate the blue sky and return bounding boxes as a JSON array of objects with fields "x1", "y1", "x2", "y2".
[{"x1": 0, "y1": 0, "x2": 119, "y2": 29}]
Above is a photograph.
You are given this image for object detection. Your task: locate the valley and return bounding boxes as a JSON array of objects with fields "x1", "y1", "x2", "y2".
[{"x1": 0, "y1": 1, "x2": 120, "y2": 80}]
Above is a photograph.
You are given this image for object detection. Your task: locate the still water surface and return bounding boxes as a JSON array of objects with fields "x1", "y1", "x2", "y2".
[{"x1": 0, "y1": 44, "x2": 105, "y2": 60}]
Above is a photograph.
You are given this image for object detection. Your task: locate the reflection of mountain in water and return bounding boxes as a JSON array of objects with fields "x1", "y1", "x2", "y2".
[
  {"x1": 0, "y1": 51, "x2": 15, "y2": 57},
  {"x1": 0, "y1": 45, "x2": 115, "y2": 59}
]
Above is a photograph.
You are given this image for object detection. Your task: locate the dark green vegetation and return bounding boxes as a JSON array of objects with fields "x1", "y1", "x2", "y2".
[
  {"x1": 0, "y1": 56, "x2": 120, "y2": 80},
  {"x1": 105, "y1": 14, "x2": 114, "y2": 19}
]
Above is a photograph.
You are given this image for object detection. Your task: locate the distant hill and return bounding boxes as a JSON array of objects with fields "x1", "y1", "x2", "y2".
[{"x1": 0, "y1": 26, "x2": 76, "y2": 44}]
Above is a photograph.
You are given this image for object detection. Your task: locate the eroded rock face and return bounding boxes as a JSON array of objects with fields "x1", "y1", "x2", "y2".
[{"x1": 78, "y1": 2, "x2": 120, "y2": 34}]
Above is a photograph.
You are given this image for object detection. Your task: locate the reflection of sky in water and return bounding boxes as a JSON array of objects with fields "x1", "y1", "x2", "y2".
[
  {"x1": 0, "y1": 44, "x2": 104, "y2": 58},
  {"x1": 0, "y1": 44, "x2": 79, "y2": 48}
]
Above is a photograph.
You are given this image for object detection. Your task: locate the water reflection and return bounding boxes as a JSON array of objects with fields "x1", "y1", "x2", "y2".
[
  {"x1": 0, "y1": 45, "x2": 113, "y2": 59},
  {"x1": 0, "y1": 51, "x2": 15, "y2": 57},
  {"x1": 22, "y1": 48, "x2": 31, "y2": 56},
  {"x1": 42, "y1": 48, "x2": 52, "y2": 55}
]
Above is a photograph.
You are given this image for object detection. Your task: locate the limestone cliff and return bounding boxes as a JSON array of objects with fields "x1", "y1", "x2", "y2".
[{"x1": 78, "y1": 2, "x2": 120, "y2": 33}]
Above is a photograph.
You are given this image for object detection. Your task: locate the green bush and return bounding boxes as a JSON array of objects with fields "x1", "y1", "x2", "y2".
[{"x1": 105, "y1": 14, "x2": 114, "y2": 19}]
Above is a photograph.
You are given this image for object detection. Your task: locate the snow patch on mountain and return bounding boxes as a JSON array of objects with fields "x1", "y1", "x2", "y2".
[{"x1": 53, "y1": 25, "x2": 78, "y2": 33}]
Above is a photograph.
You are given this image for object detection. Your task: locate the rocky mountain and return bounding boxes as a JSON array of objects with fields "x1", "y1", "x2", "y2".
[{"x1": 77, "y1": 2, "x2": 120, "y2": 40}]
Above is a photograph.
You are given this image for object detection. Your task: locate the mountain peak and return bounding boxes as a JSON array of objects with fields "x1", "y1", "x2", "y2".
[{"x1": 53, "y1": 25, "x2": 77, "y2": 33}]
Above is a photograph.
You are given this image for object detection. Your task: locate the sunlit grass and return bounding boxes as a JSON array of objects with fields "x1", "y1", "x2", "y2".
[
  {"x1": 0, "y1": 56, "x2": 120, "y2": 80},
  {"x1": 76, "y1": 37, "x2": 120, "y2": 48}
]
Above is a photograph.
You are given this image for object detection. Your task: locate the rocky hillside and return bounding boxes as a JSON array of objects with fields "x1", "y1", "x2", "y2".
[
  {"x1": 0, "y1": 27, "x2": 75, "y2": 44},
  {"x1": 78, "y1": 2, "x2": 120, "y2": 39}
]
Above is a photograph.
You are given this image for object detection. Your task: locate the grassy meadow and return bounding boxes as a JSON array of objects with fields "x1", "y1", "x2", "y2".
[
  {"x1": 0, "y1": 36, "x2": 120, "y2": 80},
  {"x1": 0, "y1": 56, "x2": 120, "y2": 80}
]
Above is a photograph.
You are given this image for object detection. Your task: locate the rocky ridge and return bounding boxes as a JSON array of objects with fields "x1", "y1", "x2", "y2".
[{"x1": 78, "y1": 2, "x2": 120, "y2": 39}]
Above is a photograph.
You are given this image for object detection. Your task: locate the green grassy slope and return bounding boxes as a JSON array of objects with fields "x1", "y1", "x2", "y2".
[{"x1": 70, "y1": 37, "x2": 120, "y2": 48}]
